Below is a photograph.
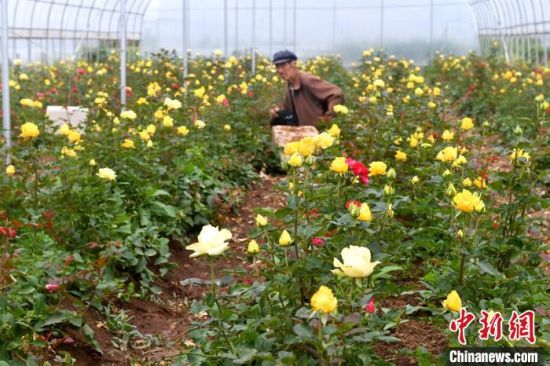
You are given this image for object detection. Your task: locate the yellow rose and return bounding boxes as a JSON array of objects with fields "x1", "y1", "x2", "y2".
[
  {"x1": 224, "y1": 124, "x2": 231, "y2": 131},
  {"x1": 255, "y1": 214, "x2": 268, "y2": 227},
  {"x1": 97, "y1": 167, "x2": 117, "y2": 181},
  {"x1": 61, "y1": 146, "x2": 77, "y2": 157},
  {"x1": 462, "y1": 177, "x2": 472, "y2": 187},
  {"x1": 442, "y1": 290, "x2": 462, "y2": 312},
  {"x1": 120, "y1": 110, "x2": 137, "y2": 120},
  {"x1": 193, "y1": 86, "x2": 206, "y2": 99},
  {"x1": 298, "y1": 138, "x2": 316, "y2": 157},
  {"x1": 333, "y1": 104, "x2": 349, "y2": 115},
  {"x1": 509, "y1": 148, "x2": 530, "y2": 163},
  {"x1": 442, "y1": 130, "x2": 454, "y2": 141},
  {"x1": 136, "y1": 97, "x2": 148, "y2": 105},
  {"x1": 163, "y1": 97, "x2": 182, "y2": 110},
  {"x1": 328, "y1": 124, "x2": 341, "y2": 138},
  {"x1": 66, "y1": 130, "x2": 81, "y2": 143},
  {"x1": 163, "y1": 115, "x2": 174, "y2": 128},
  {"x1": 460, "y1": 117, "x2": 474, "y2": 130},
  {"x1": 369, "y1": 161, "x2": 387, "y2": 176},
  {"x1": 287, "y1": 153, "x2": 303, "y2": 167},
  {"x1": 279, "y1": 229, "x2": 292, "y2": 246},
  {"x1": 452, "y1": 155, "x2": 467, "y2": 167},
  {"x1": 330, "y1": 157, "x2": 348, "y2": 173},
  {"x1": 332, "y1": 245, "x2": 380, "y2": 278},
  {"x1": 121, "y1": 139, "x2": 135, "y2": 149},
  {"x1": 20, "y1": 122, "x2": 40, "y2": 139},
  {"x1": 357, "y1": 203, "x2": 372, "y2": 222},
  {"x1": 283, "y1": 141, "x2": 300, "y2": 156},
  {"x1": 409, "y1": 136, "x2": 419, "y2": 148},
  {"x1": 452, "y1": 189, "x2": 485, "y2": 213},
  {"x1": 373, "y1": 79, "x2": 385, "y2": 88},
  {"x1": 89, "y1": 159, "x2": 96, "y2": 166},
  {"x1": 411, "y1": 175, "x2": 419, "y2": 184},
  {"x1": 395, "y1": 150, "x2": 407, "y2": 161},
  {"x1": 315, "y1": 132, "x2": 334, "y2": 149},
  {"x1": 436, "y1": 146, "x2": 458, "y2": 162},
  {"x1": 5, "y1": 165, "x2": 15, "y2": 175},
  {"x1": 56, "y1": 123, "x2": 70, "y2": 136},
  {"x1": 473, "y1": 177, "x2": 487, "y2": 189},
  {"x1": 311, "y1": 286, "x2": 337, "y2": 314},
  {"x1": 247, "y1": 240, "x2": 260, "y2": 254},
  {"x1": 139, "y1": 130, "x2": 151, "y2": 141},
  {"x1": 177, "y1": 126, "x2": 189, "y2": 136},
  {"x1": 185, "y1": 225, "x2": 232, "y2": 258}
]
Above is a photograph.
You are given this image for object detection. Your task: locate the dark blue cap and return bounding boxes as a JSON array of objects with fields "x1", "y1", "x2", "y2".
[{"x1": 272, "y1": 50, "x2": 297, "y2": 64}]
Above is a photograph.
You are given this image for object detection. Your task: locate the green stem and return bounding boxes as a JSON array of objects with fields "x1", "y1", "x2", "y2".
[
  {"x1": 317, "y1": 320, "x2": 326, "y2": 365},
  {"x1": 459, "y1": 254, "x2": 466, "y2": 286},
  {"x1": 209, "y1": 260, "x2": 236, "y2": 355}
]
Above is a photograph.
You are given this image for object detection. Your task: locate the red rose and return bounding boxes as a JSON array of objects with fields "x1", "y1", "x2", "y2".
[
  {"x1": 345, "y1": 200, "x2": 361, "y2": 210},
  {"x1": 76, "y1": 68, "x2": 86, "y2": 75},
  {"x1": 7, "y1": 228, "x2": 16, "y2": 237},
  {"x1": 345, "y1": 158, "x2": 369, "y2": 185},
  {"x1": 45, "y1": 283, "x2": 60, "y2": 293},
  {"x1": 0, "y1": 227, "x2": 6, "y2": 236},
  {"x1": 171, "y1": 82, "x2": 180, "y2": 90},
  {"x1": 222, "y1": 98, "x2": 230, "y2": 107},
  {"x1": 364, "y1": 297, "x2": 376, "y2": 314},
  {"x1": 311, "y1": 237, "x2": 326, "y2": 247}
]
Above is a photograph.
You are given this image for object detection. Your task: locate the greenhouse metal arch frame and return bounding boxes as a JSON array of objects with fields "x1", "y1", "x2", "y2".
[
  {"x1": 2, "y1": 0, "x2": 550, "y2": 164},
  {"x1": 469, "y1": 0, "x2": 550, "y2": 66}
]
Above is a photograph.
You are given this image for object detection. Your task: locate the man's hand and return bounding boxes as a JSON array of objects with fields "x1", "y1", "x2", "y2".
[{"x1": 270, "y1": 106, "x2": 280, "y2": 119}]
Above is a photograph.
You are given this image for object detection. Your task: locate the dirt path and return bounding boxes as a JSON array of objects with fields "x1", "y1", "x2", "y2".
[{"x1": 57, "y1": 173, "x2": 286, "y2": 365}]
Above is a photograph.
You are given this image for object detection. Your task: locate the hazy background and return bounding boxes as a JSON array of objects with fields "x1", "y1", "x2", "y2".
[{"x1": 142, "y1": 0, "x2": 479, "y2": 65}]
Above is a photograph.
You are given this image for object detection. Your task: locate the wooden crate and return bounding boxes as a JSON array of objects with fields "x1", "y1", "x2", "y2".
[{"x1": 271, "y1": 125, "x2": 319, "y2": 147}]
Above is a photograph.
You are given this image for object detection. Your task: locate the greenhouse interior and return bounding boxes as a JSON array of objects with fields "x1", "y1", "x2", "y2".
[{"x1": 0, "y1": 0, "x2": 548, "y2": 365}]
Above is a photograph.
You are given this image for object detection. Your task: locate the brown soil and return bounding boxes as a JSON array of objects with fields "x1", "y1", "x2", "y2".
[
  {"x1": 373, "y1": 320, "x2": 448, "y2": 365},
  {"x1": 54, "y1": 172, "x2": 450, "y2": 365}
]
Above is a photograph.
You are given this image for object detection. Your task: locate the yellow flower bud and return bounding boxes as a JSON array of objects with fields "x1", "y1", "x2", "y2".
[
  {"x1": 442, "y1": 290, "x2": 462, "y2": 312},
  {"x1": 5, "y1": 165, "x2": 15, "y2": 175},
  {"x1": 247, "y1": 240, "x2": 260, "y2": 254},
  {"x1": 255, "y1": 214, "x2": 268, "y2": 227},
  {"x1": 279, "y1": 230, "x2": 292, "y2": 246}
]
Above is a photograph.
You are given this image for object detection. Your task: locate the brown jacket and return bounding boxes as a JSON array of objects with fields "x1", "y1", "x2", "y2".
[{"x1": 283, "y1": 71, "x2": 344, "y2": 126}]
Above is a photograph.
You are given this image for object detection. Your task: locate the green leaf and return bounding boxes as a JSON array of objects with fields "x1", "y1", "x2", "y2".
[
  {"x1": 150, "y1": 201, "x2": 177, "y2": 217},
  {"x1": 376, "y1": 335, "x2": 401, "y2": 343},
  {"x1": 371, "y1": 265, "x2": 402, "y2": 281},
  {"x1": 82, "y1": 324, "x2": 102, "y2": 354},
  {"x1": 292, "y1": 323, "x2": 313, "y2": 340},
  {"x1": 151, "y1": 189, "x2": 171, "y2": 198},
  {"x1": 43, "y1": 311, "x2": 74, "y2": 326},
  {"x1": 477, "y1": 261, "x2": 502, "y2": 277},
  {"x1": 232, "y1": 348, "x2": 258, "y2": 364}
]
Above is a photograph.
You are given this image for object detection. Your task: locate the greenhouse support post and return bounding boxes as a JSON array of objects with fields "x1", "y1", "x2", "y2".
[
  {"x1": 252, "y1": 0, "x2": 256, "y2": 74},
  {"x1": 120, "y1": 0, "x2": 127, "y2": 109},
  {"x1": 1, "y1": 0, "x2": 10, "y2": 164},
  {"x1": 182, "y1": 0, "x2": 189, "y2": 84}
]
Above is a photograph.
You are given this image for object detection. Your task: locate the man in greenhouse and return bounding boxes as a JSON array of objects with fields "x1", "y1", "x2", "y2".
[{"x1": 270, "y1": 50, "x2": 344, "y2": 126}]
